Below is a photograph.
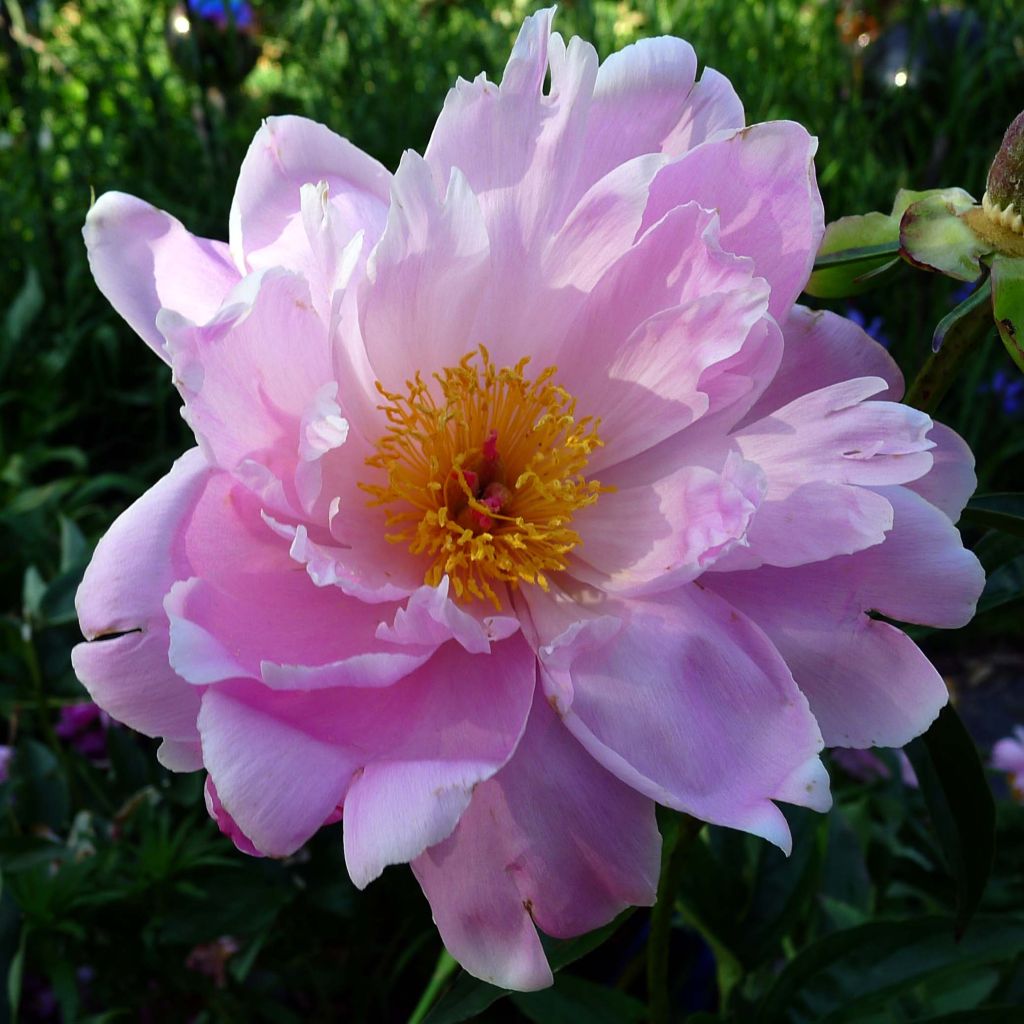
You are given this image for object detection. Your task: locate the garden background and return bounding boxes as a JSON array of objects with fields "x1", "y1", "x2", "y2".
[{"x1": 2, "y1": 0, "x2": 1024, "y2": 1021}]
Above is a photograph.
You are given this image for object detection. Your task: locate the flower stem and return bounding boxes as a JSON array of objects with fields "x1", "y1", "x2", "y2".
[
  {"x1": 406, "y1": 947, "x2": 457, "y2": 1024},
  {"x1": 648, "y1": 813, "x2": 703, "y2": 1024}
]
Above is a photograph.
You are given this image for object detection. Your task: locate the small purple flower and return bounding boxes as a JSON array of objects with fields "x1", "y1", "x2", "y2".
[
  {"x1": 844, "y1": 305, "x2": 891, "y2": 349},
  {"x1": 980, "y1": 368, "x2": 1024, "y2": 416},
  {"x1": 832, "y1": 747, "x2": 918, "y2": 787},
  {"x1": 187, "y1": 0, "x2": 255, "y2": 30},
  {"x1": 0, "y1": 745, "x2": 13, "y2": 784},
  {"x1": 56, "y1": 703, "x2": 110, "y2": 762}
]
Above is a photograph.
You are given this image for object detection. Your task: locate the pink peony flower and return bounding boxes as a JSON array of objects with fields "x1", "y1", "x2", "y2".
[
  {"x1": 73, "y1": 10, "x2": 984, "y2": 990},
  {"x1": 992, "y1": 726, "x2": 1024, "y2": 798}
]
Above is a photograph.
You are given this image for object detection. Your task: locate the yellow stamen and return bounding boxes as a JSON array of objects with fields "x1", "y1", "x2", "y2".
[{"x1": 361, "y1": 346, "x2": 606, "y2": 607}]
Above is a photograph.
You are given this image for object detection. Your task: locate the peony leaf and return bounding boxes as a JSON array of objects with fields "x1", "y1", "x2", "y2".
[
  {"x1": 962, "y1": 493, "x2": 1024, "y2": 539},
  {"x1": 900, "y1": 188, "x2": 991, "y2": 282},
  {"x1": 990, "y1": 253, "x2": 1024, "y2": 372},
  {"x1": 512, "y1": 975, "x2": 646, "y2": 1023},
  {"x1": 754, "y1": 914, "x2": 1024, "y2": 1024},
  {"x1": 904, "y1": 705, "x2": 995, "y2": 937}
]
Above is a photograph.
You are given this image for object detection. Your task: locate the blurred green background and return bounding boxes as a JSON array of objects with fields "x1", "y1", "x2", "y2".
[{"x1": 2, "y1": 1, "x2": 1024, "y2": 1021}]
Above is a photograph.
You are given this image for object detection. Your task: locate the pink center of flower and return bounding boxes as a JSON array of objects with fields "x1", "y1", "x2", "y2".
[{"x1": 361, "y1": 346, "x2": 606, "y2": 606}]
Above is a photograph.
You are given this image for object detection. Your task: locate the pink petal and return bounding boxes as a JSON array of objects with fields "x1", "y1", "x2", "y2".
[
  {"x1": 83, "y1": 192, "x2": 240, "y2": 364},
  {"x1": 743, "y1": 306, "x2": 904, "y2": 425},
  {"x1": 342, "y1": 636, "x2": 536, "y2": 887},
  {"x1": 643, "y1": 121, "x2": 824, "y2": 320},
  {"x1": 72, "y1": 450, "x2": 215, "y2": 741},
  {"x1": 707, "y1": 487, "x2": 983, "y2": 747},
  {"x1": 162, "y1": 478, "x2": 429, "y2": 691},
  {"x1": 159, "y1": 268, "x2": 333, "y2": 514},
  {"x1": 361, "y1": 153, "x2": 489, "y2": 388},
  {"x1": 198, "y1": 639, "x2": 534, "y2": 862},
  {"x1": 729, "y1": 378, "x2": 935, "y2": 567},
  {"x1": 532, "y1": 583, "x2": 828, "y2": 853},
  {"x1": 905, "y1": 422, "x2": 977, "y2": 522},
  {"x1": 661, "y1": 67, "x2": 745, "y2": 154},
  {"x1": 571, "y1": 453, "x2": 764, "y2": 594},
  {"x1": 229, "y1": 115, "x2": 390, "y2": 272},
  {"x1": 412, "y1": 691, "x2": 659, "y2": 991}
]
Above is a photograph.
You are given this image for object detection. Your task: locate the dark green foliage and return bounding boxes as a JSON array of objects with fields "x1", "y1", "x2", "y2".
[{"x1": 2, "y1": 0, "x2": 1024, "y2": 1021}]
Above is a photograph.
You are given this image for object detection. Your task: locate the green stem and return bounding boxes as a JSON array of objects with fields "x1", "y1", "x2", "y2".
[
  {"x1": 905, "y1": 279, "x2": 993, "y2": 414},
  {"x1": 648, "y1": 814, "x2": 703, "y2": 1024},
  {"x1": 406, "y1": 948, "x2": 457, "y2": 1024}
]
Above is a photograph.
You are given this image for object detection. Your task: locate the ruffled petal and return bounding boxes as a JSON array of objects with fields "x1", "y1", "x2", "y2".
[
  {"x1": 412, "y1": 690, "x2": 659, "y2": 991},
  {"x1": 72, "y1": 450, "x2": 215, "y2": 741},
  {"x1": 905, "y1": 422, "x2": 977, "y2": 522},
  {"x1": 229, "y1": 115, "x2": 390, "y2": 272},
  {"x1": 530, "y1": 583, "x2": 828, "y2": 853},
  {"x1": 361, "y1": 153, "x2": 490, "y2": 388},
  {"x1": 707, "y1": 487, "x2": 983, "y2": 747},
  {"x1": 198, "y1": 638, "x2": 535, "y2": 863},
  {"x1": 160, "y1": 268, "x2": 333, "y2": 515},
  {"x1": 643, "y1": 121, "x2": 824, "y2": 320},
  {"x1": 729, "y1": 378, "x2": 935, "y2": 567},
  {"x1": 743, "y1": 306, "x2": 904, "y2": 425},
  {"x1": 83, "y1": 192, "x2": 240, "y2": 363}
]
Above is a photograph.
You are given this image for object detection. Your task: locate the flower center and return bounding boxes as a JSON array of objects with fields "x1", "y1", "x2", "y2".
[{"x1": 362, "y1": 346, "x2": 605, "y2": 606}]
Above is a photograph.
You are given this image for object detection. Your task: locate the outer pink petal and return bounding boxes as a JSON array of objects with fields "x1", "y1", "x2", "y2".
[
  {"x1": 707, "y1": 487, "x2": 983, "y2": 747},
  {"x1": 229, "y1": 115, "x2": 390, "y2": 272},
  {"x1": 532, "y1": 583, "x2": 828, "y2": 853},
  {"x1": 360, "y1": 153, "x2": 490, "y2": 388},
  {"x1": 661, "y1": 66, "x2": 745, "y2": 153},
  {"x1": 342, "y1": 636, "x2": 536, "y2": 887},
  {"x1": 198, "y1": 640, "x2": 535, "y2": 863},
  {"x1": 83, "y1": 192, "x2": 240, "y2": 364},
  {"x1": 412, "y1": 691, "x2": 659, "y2": 991},
  {"x1": 905, "y1": 422, "x2": 977, "y2": 522},
  {"x1": 160, "y1": 268, "x2": 333, "y2": 514},
  {"x1": 743, "y1": 306, "x2": 904, "y2": 425},
  {"x1": 643, "y1": 122, "x2": 824, "y2": 320},
  {"x1": 728, "y1": 378, "x2": 935, "y2": 568},
  {"x1": 72, "y1": 450, "x2": 215, "y2": 741}
]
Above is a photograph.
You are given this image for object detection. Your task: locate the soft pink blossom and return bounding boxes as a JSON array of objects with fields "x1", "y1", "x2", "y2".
[
  {"x1": 73, "y1": 10, "x2": 983, "y2": 990},
  {"x1": 992, "y1": 726, "x2": 1024, "y2": 798},
  {"x1": 832, "y1": 747, "x2": 918, "y2": 788}
]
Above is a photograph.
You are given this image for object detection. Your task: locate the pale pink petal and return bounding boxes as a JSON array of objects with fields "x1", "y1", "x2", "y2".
[
  {"x1": 229, "y1": 115, "x2": 390, "y2": 272},
  {"x1": 707, "y1": 487, "x2": 983, "y2": 747},
  {"x1": 412, "y1": 691, "x2": 659, "y2": 990},
  {"x1": 643, "y1": 121, "x2": 824, "y2": 320},
  {"x1": 83, "y1": 192, "x2": 240, "y2": 364},
  {"x1": 72, "y1": 449, "x2": 214, "y2": 741},
  {"x1": 743, "y1": 306, "x2": 904, "y2": 425},
  {"x1": 161, "y1": 478, "x2": 428, "y2": 690},
  {"x1": 342, "y1": 636, "x2": 536, "y2": 887},
  {"x1": 661, "y1": 67, "x2": 745, "y2": 153},
  {"x1": 531, "y1": 583, "x2": 828, "y2": 853},
  {"x1": 905, "y1": 422, "x2": 977, "y2": 522},
  {"x1": 571, "y1": 453, "x2": 764, "y2": 594},
  {"x1": 159, "y1": 268, "x2": 333, "y2": 514},
  {"x1": 992, "y1": 729, "x2": 1024, "y2": 775},
  {"x1": 157, "y1": 739, "x2": 204, "y2": 773},
  {"x1": 728, "y1": 378, "x2": 935, "y2": 567},
  {"x1": 361, "y1": 153, "x2": 490, "y2": 387},
  {"x1": 198, "y1": 639, "x2": 534, "y2": 862}
]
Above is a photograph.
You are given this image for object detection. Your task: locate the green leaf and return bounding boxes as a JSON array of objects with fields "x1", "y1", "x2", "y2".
[
  {"x1": 991, "y1": 253, "x2": 1024, "y2": 372},
  {"x1": 977, "y1": 555, "x2": 1024, "y2": 614},
  {"x1": 931, "y1": 278, "x2": 992, "y2": 352},
  {"x1": 754, "y1": 914, "x2": 1024, "y2": 1024},
  {"x1": 422, "y1": 912, "x2": 634, "y2": 1024},
  {"x1": 900, "y1": 188, "x2": 991, "y2": 281},
  {"x1": 11, "y1": 740, "x2": 70, "y2": 832},
  {"x1": 512, "y1": 975, "x2": 646, "y2": 1024},
  {"x1": 961, "y1": 493, "x2": 1024, "y2": 539},
  {"x1": 904, "y1": 706, "x2": 995, "y2": 935}
]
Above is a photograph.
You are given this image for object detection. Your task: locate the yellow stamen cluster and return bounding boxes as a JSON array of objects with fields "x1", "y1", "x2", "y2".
[{"x1": 361, "y1": 346, "x2": 605, "y2": 607}]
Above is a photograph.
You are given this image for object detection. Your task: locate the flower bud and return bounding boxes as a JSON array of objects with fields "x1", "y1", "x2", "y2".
[{"x1": 983, "y1": 110, "x2": 1024, "y2": 234}]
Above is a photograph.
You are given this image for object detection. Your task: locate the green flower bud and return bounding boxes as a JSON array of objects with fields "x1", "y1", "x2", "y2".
[{"x1": 983, "y1": 109, "x2": 1024, "y2": 234}]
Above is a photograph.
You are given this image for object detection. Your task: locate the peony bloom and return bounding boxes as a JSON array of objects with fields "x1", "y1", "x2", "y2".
[
  {"x1": 992, "y1": 726, "x2": 1024, "y2": 798},
  {"x1": 74, "y1": 10, "x2": 984, "y2": 990}
]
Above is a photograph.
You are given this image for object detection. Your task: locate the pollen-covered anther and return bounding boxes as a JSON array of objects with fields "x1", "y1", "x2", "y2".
[
  {"x1": 982, "y1": 190, "x2": 1024, "y2": 234},
  {"x1": 361, "y1": 346, "x2": 607, "y2": 606}
]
